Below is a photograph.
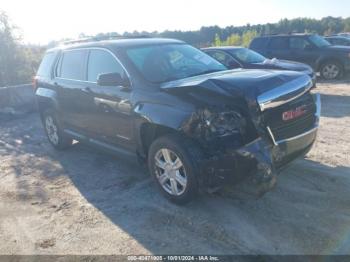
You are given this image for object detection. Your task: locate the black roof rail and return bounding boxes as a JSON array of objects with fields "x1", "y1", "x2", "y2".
[
  {"x1": 260, "y1": 32, "x2": 311, "y2": 37},
  {"x1": 62, "y1": 35, "x2": 153, "y2": 45}
]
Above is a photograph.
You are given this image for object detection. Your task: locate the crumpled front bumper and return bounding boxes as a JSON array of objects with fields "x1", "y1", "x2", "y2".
[{"x1": 201, "y1": 93, "x2": 321, "y2": 191}]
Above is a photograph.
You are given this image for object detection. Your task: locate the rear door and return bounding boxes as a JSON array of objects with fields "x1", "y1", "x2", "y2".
[
  {"x1": 249, "y1": 37, "x2": 269, "y2": 56},
  {"x1": 55, "y1": 49, "x2": 90, "y2": 133},
  {"x1": 83, "y1": 49, "x2": 134, "y2": 150},
  {"x1": 266, "y1": 37, "x2": 290, "y2": 59}
]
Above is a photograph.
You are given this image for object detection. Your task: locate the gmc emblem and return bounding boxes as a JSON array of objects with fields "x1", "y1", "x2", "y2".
[{"x1": 282, "y1": 105, "x2": 307, "y2": 121}]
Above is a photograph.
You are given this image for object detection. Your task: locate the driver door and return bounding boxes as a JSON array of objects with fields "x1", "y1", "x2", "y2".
[
  {"x1": 288, "y1": 37, "x2": 319, "y2": 68},
  {"x1": 83, "y1": 49, "x2": 134, "y2": 150}
]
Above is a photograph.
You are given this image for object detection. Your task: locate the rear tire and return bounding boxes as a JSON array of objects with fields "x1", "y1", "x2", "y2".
[
  {"x1": 320, "y1": 61, "x2": 343, "y2": 80},
  {"x1": 42, "y1": 109, "x2": 73, "y2": 150},
  {"x1": 148, "y1": 134, "x2": 202, "y2": 205}
]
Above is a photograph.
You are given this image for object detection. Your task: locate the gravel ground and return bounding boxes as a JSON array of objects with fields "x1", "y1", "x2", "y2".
[{"x1": 0, "y1": 80, "x2": 349, "y2": 255}]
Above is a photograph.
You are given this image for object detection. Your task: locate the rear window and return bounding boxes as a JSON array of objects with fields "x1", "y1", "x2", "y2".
[
  {"x1": 37, "y1": 52, "x2": 57, "y2": 77},
  {"x1": 268, "y1": 37, "x2": 289, "y2": 49},
  {"x1": 59, "y1": 50, "x2": 87, "y2": 80},
  {"x1": 250, "y1": 37, "x2": 269, "y2": 49}
]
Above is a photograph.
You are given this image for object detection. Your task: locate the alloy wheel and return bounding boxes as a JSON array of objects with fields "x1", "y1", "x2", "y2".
[
  {"x1": 45, "y1": 116, "x2": 59, "y2": 145},
  {"x1": 154, "y1": 148, "x2": 187, "y2": 196},
  {"x1": 322, "y1": 63, "x2": 340, "y2": 79}
]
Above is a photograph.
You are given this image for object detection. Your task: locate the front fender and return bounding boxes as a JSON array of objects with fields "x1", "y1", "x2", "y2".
[
  {"x1": 134, "y1": 103, "x2": 193, "y2": 130},
  {"x1": 133, "y1": 102, "x2": 194, "y2": 155}
]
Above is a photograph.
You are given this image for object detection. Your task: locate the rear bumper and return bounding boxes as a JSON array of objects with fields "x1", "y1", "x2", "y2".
[{"x1": 202, "y1": 93, "x2": 321, "y2": 188}]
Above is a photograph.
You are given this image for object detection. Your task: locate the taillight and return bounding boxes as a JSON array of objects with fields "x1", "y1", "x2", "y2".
[{"x1": 32, "y1": 76, "x2": 38, "y2": 91}]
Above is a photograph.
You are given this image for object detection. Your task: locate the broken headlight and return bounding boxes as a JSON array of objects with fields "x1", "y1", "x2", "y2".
[
  {"x1": 201, "y1": 109, "x2": 246, "y2": 139},
  {"x1": 195, "y1": 109, "x2": 247, "y2": 148},
  {"x1": 183, "y1": 108, "x2": 248, "y2": 149}
]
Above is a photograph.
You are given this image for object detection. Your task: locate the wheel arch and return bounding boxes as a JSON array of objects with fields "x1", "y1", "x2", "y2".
[
  {"x1": 317, "y1": 57, "x2": 344, "y2": 72},
  {"x1": 35, "y1": 88, "x2": 60, "y2": 119},
  {"x1": 134, "y1": 103, "x2": 194, "y2": 157}
]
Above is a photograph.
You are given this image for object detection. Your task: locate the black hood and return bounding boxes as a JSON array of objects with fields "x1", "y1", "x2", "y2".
[
  {"x1": 253, "y1": 59, "x2": 312, "y2": 73},
  {"x1": 161, "y1": 69, "x2": 311, "y2": 101}
]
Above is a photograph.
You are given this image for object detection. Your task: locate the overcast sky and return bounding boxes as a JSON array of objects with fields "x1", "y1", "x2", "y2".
[{"x1": 2, "y1": 0, "x2": 350, "y2": 44}]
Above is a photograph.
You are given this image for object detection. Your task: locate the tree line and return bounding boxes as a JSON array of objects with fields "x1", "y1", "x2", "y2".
[
  {"x1": 1, "y1": 9, "x2": 350, "y2": 86},
  {"x1": 95, "y1": 16, "x2": 350, "y2": 47},
  {"x1": 0, "y1": 11, "x2": 44, "y2": 86}
]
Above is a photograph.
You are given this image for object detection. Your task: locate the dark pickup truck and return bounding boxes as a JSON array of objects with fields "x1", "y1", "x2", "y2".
[{"x1": 34, "y1": 37, "x2": 320, "y2": 204}]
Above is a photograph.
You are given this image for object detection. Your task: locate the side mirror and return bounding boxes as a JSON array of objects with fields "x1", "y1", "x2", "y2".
[{"x1": 97, "y1": 73, "x2": 130, "y2": 87}]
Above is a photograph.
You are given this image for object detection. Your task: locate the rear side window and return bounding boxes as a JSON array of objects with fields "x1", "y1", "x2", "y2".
[
  {"x1": 268, "y1": 37, "x2": 289, "y2": 49},
  {"x1": 59, "y1": 50, "x2": 87, "y2": 80},
  {"x1": 250, "y1": 37, "x2": 269, "y2": 49},
  {"x1": 37, "y1": 52, "x2": 57, "y2": 77},
  {"x1": 87, "y1": 50, "x2": 126, "y2": 82}
]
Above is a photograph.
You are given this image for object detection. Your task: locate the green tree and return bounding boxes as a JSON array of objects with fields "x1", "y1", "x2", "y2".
[
  {"x1": 0, "y1": 10, "x2": 43, "y2": 86},
  {"x1": 241, "y1": 30, "x2": 258, "y2": 47},
  {"x1": 0, "y1": 10, "x2": 20, "y2": 86},
  {"x1": 344, "y1": 18, "x2": 350, "y2": 32},
  {"x1": 214, "y1": 33, "x2": 222, "y2": 46},
  {"x1": 224, "y1": 34, "x2": 241, "y2": 46}
]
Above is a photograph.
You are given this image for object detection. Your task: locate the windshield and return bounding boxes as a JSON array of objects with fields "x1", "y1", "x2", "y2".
[
  {"x1": 125, "y1": 44, "x2": 227, "y2": 83},
  {"x1": 309, "y1": 35, "x2": 331, "y2": 47},
  {"x1": 229, "y1": 48, "x2": 266, "y2": 64}
]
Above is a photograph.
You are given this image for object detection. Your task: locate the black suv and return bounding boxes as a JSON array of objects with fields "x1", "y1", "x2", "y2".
[
  {"x1": 250, "y1": 34, "x2": 350, "y2": 80},
  {"x1": 35, "y1": 37, "x2": 320, "y2": 204}
]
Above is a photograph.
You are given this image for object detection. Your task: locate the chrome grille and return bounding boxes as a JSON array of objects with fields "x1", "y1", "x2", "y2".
[{"x1": 264, "y1": 93, "x2": 317, "y2": 142}]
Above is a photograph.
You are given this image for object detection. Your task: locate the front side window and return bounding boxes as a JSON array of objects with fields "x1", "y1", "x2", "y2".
[
  {"x1": 308, "y1": 35, "x2": 331, "y2": 48},
  {"x1": 87, "y1": 50, "x2": 126, "y2": 82},
  {"x1": 125, "y1": 44, "x2": 227, "y2": 83},
  {"x1": 209, "y1": 51, "x2": 239, "y2": 68},
  {"x1": 60, "y1": 50, "x2": 87, "y2": 80},
  {"x1": 289, "y1": 37, "x2": 312, "y2": 49},
  {"x1": 229, "y1": 48, "x2": 266, "y2": 64}
]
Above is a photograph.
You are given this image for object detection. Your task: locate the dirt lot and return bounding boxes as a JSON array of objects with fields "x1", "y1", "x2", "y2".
[{"x1": 0, "y1": 80, "x2": 349, "y2": 255}]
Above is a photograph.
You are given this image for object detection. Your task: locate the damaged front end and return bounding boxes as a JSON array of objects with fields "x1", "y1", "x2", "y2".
[
  {"x1": 176, "y1": 74, "x2": 321, "y2": 196},
  {"x1": 181, "y1": 107, "x2": 278, "y2": 195}
]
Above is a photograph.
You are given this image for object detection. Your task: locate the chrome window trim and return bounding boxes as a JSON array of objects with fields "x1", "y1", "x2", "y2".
[
  {"x1": 267, "y1": 93, "x2": 321, "y2": 145},
  {"x1": 257, "y1": 75, "x2": 313, "y2": 111},
  {"x1": 55, "y1": 47, "x2": 132, "y2": 88}
]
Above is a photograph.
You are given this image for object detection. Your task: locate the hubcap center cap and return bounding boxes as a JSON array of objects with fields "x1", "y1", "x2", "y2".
[{"x1": 164, "y1": 163, "x2": 174, "y2": 174}]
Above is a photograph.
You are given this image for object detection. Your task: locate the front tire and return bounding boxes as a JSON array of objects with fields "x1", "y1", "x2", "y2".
[
  {"x1": 320, "y1": 61, "x2": 343, "y2": 80},
  {"x1": 42, "y1": 109, "x2": 73, "y2": 150},
  {"x1": 148, "y1": 134, "x2": 202, "y2": 205}
]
